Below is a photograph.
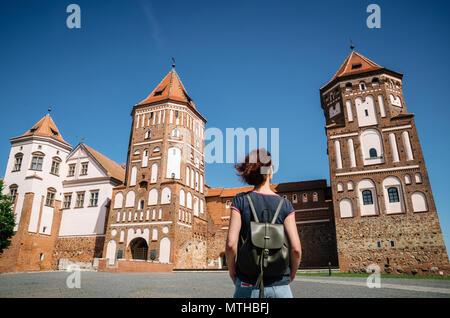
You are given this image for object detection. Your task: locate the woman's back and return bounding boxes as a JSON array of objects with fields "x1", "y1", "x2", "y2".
[{"x1": 231, "y1": 191, "x2": 295, "y2": 286}]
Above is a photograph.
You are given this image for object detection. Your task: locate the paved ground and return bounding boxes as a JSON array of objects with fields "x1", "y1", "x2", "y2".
[{"x1": 0, "y1": 271, "x2": 449, "y2": 298}]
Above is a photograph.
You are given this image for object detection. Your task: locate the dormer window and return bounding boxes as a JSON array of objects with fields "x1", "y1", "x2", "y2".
[
  {"x1": 352, "y1": 63, "x2": 363, "y2": 70},
  {"x1": 29, "y1": 127, "x2": 38, "y2": 133},
  {"x1": 154, "y1": 87, "x2": 166, "y2": 96},
  {"x1": 51, "y1": 129, "x2": 59, "y2": 137}
]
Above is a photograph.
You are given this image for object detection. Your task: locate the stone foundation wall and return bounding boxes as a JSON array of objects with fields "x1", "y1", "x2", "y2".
[
  {"x1": 336, "y1": 212, "x2": 450, "y2": 276},
  {"x1": 52, "y1": 236, "x2": 105, "y2": 269}
]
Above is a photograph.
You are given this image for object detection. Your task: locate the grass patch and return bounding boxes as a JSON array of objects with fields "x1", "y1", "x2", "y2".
[{"x1": 296, "y1": 272, "x2": 450, "y2": 280}]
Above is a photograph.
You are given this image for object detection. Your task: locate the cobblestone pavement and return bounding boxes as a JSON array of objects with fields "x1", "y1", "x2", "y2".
[{"x1": 0, "y1": 271, "x2": 449, "y2": 298}]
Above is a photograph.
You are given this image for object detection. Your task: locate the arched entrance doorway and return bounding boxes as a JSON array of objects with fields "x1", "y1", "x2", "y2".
[{"x1": 130, "y1": 238, "x2": 148, "y2": 260}]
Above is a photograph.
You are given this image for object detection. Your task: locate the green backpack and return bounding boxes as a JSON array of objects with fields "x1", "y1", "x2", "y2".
[{"x1": 237, "y1": 194, "x2": 290, "y2": 298}]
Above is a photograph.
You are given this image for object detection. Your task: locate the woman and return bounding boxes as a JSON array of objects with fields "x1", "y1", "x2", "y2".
[{"x1": 225, "y1": 149, "x2": 302, "y2": 298}]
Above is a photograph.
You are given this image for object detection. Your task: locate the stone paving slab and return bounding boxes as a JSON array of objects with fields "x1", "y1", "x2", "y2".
[{"x1": 0, "y1": 272, "x2": 449, "y2": 298}]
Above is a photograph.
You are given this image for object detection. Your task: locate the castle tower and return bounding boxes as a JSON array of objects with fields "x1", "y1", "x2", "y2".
[
  {"x1": 0, "y1": 113, "x2": 72, "y2": 272},
  {"x1": 320, "y1": 50, "x2": 449, "y2": 275},
  {"x1": 103, "y1": 66, "x2": 208, "y2": 270}
]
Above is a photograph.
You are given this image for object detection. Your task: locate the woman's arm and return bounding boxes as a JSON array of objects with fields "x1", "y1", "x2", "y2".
[
  {"x1": 284, "y1": 213, "x2": 302, "y2": 282},
  {"x1": 225, "y1": 209, "x2": 241, "y2": 284}
]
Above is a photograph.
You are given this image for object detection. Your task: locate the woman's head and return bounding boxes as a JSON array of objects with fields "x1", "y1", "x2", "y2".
[{"x1": 234, "y1": 148, "x2": 273, "y2": 187}]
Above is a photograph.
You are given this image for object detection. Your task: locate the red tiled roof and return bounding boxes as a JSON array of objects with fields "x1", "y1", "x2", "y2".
[
  {"x1": 18, "y1": 114, "x2": 70, "y2": 146},
  {"x1": 83, "y1": 144, "x2": 125, "y2": 183},
  {"x1": 323, "y1": 50, "x2": 383, "y2": 89},
  {"x1": 137, "y1": 69, "x2": 195, "y2": 108},
  {"x1": 206, "y1": 180, "x2": 328, "y2": 198}
]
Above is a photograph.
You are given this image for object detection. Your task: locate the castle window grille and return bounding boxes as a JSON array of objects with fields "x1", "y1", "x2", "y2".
[
  {"x1": 388, "y1": 187, "x2": 400, "y2": 203},
  {"x1": 369, "y1": 148, "x2": 378, "y2": 158},
  {"x1": 362, "y1": 190, "x2": 373, "y2": 205}
]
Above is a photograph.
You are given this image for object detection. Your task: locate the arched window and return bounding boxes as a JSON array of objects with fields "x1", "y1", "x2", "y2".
[
  {"x1": 114, "y1": 192, "x2": 124, "y2": 209},
  {"x1": 125, "y1": 191, "x2": 135, "y2": 207},
  {"x1": 186, "y1": 192, "x2": 192, "y2": 209},
  {"x1": 302, "y1": 193, "x2": 308, "y2": 203},
  {"x1": 139, "y1": 199, "x2": 145, "y2": 210},
  {"x1": 13, "y1": 153, "x2": 23, "y2": 171},
  {"x1": 347, "y1": 181, "x2": 354, "y2": 191},
  {"x1": 186, "y1": 167, "x2": 190, "y2": 186},
  {"x1": 130, "y1": 166, "x2": 138, "y2": 186},
  {"x1": 166, "y1": 147, "x2": 181, "y2": 179},
  {"x1": 161, "y1": 187, "x2": 171, "y2": 204},
  {"x1": 313, "y1": 192, "x2": 318, "y2": 202},
  {"x1": 388, "y1": 187, "x2": 400, "y2": 203},
  {"x1": 362, "y1": 190, "x2": 373, "y2": 205},
  {"x1": 355, "y1": 96, "x2": 378, "y2": 127},
  {"x1": 339, "y1": 198, "x2": 353, "y2": 218},
  {"x1": 179, "y1": 189, "x2": 185, "y2": 206},
  {"x1": 9, "y1": 184, "x2": 18, "y2": 204},
  {"x1": 153, "y1": 146, "x2": 160, "y2": 153},
  {"x1": 360, "y1": 129, "x2": 384, "y2": 165},
  {"x1": 404, "y1": 174, "x2": 412, "y2": 185},
  {"x1": 337, "y1": 183, "x2": 344, "y2": 192},
  {"x1": 171, "y1": 128, "x2": 179, "y2": 138},
  {"x1": 145, "y1": 131, "x2": 151, "y2": 139},
  {"x1": 148, "y1": 189, "x2": 158, "y2": 205},
  {"x1": 412, "y1": 192, "x2": 428, "y2": 212},
  {"x1": 415, "y1": 173, "x2": 423, "y2": 184},
  {"x1": 359, "y1": 82, "x2": 366, "y2": 91},
  {"x1": 142, "y1": 149, "x2": 149, "y2": 168},
  {"x1": 150, "y1": 163, "x2": 158, "y2": 183}
]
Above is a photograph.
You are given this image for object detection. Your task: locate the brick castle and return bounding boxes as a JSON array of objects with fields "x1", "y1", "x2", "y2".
[{"x1": 1, "y1": 50, "x2": 448, "y2": 276}]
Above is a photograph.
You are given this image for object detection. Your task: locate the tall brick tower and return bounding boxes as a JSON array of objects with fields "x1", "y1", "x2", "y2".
[
  {"x1": 103, "y1": 66, "x2": 208, "y2": 270},
  {"x1": 320, "y1": 49, "x2": 449, "y2": 275}
]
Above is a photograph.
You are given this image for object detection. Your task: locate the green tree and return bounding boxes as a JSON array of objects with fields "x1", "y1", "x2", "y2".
[{"x1": 0, "y1": 180, "x2": 15, "y2": 255}]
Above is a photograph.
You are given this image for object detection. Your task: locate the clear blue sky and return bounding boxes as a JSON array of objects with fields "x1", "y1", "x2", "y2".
[{"x1": 1, "y1": 0, "x2": 449, "y2": 249}]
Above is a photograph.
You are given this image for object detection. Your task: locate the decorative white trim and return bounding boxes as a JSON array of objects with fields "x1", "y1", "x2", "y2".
[
  {"x1": 148, "y1": 156, "x2": 161, "y2": 161},
  {"x1": 133, "y1": 139, "x2": 163, "y2": 146},
  {"x1": 296, "y1": 219, "x2": 330, "y2": 224},
  {"x1": 382, "y1": 125, "x2": 412, "y2": 132},
  {"x1": 221, "y1": 216, "x2": 230, "y2": 219},
  {"x1": 131, "y1": 160, "x2": 141, "y2": 163},
  {"x1": 294, "y1": 207, "x2": 329, "y2": 213},
  {"x1": 110, "y1": 221, "x2": 173, "y2": 227},
  {"x1": 330, "y1": 132, "x2": 358, "y2": 140},
  {"x1": 221, "y1": 227, "x2": 229, "y2": 230},
  {"x1": 177, "y1": 222, "x2": 192, "y2": 228},
  {"x1": 58, "y1": 234, "x2": 106, "y2": 238},
  {"x1": 336, "y1": 165, "x2": 420, "y2": 177}
]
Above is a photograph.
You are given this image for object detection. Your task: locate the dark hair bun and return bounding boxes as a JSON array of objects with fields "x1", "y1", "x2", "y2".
[{"x1": 234, "y1": 149, "x2": 272, "y2": 186}]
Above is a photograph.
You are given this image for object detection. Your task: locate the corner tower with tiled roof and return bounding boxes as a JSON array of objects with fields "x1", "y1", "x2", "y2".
[
  {"x1": 0, "y1": 113, "x2": 72, "y2": 272},
  {"x1": 103, "y1": 66, "x2": 208, "y2": 269},
  {"x1": 321, "y1": 49, "x2": 449, "y2": 275}
]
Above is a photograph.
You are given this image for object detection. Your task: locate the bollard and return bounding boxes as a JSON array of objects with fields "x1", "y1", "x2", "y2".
[{"x1": 328, "y1": 261, "x2": 332, "y2": 276}]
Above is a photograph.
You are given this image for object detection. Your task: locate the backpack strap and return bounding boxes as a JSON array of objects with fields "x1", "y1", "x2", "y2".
[
  {"x1": 271, "y1": 197, "x2": 285, "y2": 224},
  {"x1": 245, "y1": 194, "x2": 259, "y2": 223}
]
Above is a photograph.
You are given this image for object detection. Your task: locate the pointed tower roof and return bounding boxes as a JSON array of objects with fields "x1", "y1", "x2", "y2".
[
  {"x1": 332, "y1": 50, "x2": 383, "y2": 81},
  {"x1": 18, "y1": 114, "x2": 70, "y2": 146},
  {"x1": 137, "y1": 68, "x2": 196, "y2": 108},
  {"x1": 321, "y1": 50, "x2": 395, "y2": 90}
]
